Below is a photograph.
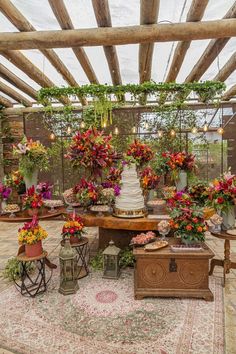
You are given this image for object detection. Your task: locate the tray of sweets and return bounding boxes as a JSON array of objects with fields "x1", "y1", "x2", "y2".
[
  {"x1": 170, "y1": 244, "x2": 203, "y2": 252},
  {"x1": 144, "y1": 240, "x2": 168, "y2": 251}
]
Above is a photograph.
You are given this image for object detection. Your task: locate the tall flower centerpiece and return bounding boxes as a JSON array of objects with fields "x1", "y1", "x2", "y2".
[
  {"x1": 74, "y1": 179, "x2": 98, "y2": 209},
  {"x1": 22, "y1": 186, "x2": 43, "y2": 216},
  {"x1": 139, "y1": 167, "x2": 160, "y2": 203},
  {"x1": 126, "y1": 140, "x2": 154, "y2": 168},
  {"x1": 208, "y1": 172, "x2": 236, "y2": 230},
  {"x1": 0, "y1": 182, "x2": 12, "y2": 212},
  {"x1": 13, "y1": 137, "x2": 49, "y2": 189},
  {"x1": 5, "y1": 170, "x2": 26, "y2": 195},
  {"x1": 18, "y1": 216, "x2": 48, "y2": 257},
  {"x1": 170, "y1": 205, "x2": 207, "y2": 245},
  {"x1": 62, "y1": 214, "x2": 84, "y2": 244},
  {"x1": 66, "y1": 128, "x2": 117, "y2": 181}
]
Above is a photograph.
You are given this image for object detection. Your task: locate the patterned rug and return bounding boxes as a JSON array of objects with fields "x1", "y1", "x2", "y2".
[{"x1": 0, "y1": 270, "x2": 224, "y2": 354}]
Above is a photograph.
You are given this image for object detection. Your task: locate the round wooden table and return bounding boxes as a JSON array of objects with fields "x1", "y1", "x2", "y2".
[
  {"x1": 0, "y1": 207, "x2": 65, "y2": 222},
  {"x1": 209, "y1": 230, "x2": 236, "y2": 286}
]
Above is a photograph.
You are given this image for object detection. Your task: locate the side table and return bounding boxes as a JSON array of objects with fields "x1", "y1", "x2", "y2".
[
  {"x1": 61, "y1": 237, "x2": 90, "y2": 279},
  {"x1": 14, "y1": 251, "x2": 54, "y2": 297},
  {"x1": 209, "y1": 230, "x2": 236, "y2": 286}
]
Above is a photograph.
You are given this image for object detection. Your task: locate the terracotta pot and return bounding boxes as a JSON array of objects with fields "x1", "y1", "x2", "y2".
[
  {"x1": 70, "y1": 235, "x2": 81, "y2": 244},
  {"x1": 25, "y1": 240, "x2": 43, "y2": 258},
  {"x1": 27, "y1": 208, "x2": 39, "y2": 217}
]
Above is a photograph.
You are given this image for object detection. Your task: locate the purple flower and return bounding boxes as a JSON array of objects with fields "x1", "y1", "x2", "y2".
[
  {"x1": 0, "y1": 183, "x2": 12, "y2": 200},
  {"x1": 114, "y1": 184, "x2": 121, "y2": 196},
  {"x1": 102, "y1": 182, "x2": 113, "y2": 189},
  {"x1": 36, "y1": 182, "x2": 53, "y2": 200}
]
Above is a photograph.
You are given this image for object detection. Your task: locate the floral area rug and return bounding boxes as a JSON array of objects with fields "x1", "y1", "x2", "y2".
[{"x1": 0, "y1": 269, "x2": 224, "y2": 354}]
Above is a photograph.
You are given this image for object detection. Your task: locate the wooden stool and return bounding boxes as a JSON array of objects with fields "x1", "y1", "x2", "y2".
[
  {"x1": 209, "y1": 230, "x2": 236, "y2": 287},
  {"x1": 14, "y1": 251, "x2": 55, "y2": 297}
]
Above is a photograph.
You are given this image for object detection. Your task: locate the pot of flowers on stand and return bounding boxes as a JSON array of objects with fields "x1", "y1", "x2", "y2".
[
  {"x1": 13, "y1": 136, "x2": 49, "y2": 190},
  {"x1": 208, "y1": 172, "x2": 236, "y2": 230},
  {"x1": 22, "y1": 186, "x2": 43, "y2": 217},
  {"x1": 62, "y1": 213, "x2": 85, "y2": 245}
]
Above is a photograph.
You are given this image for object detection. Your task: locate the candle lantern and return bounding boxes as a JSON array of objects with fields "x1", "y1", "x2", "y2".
[
  {"x1": 59, "y1": 237, "x2": 78, "y2": 295},
  {"x1": 103, "y1": 240, "x2": 121, "y2": 279}
]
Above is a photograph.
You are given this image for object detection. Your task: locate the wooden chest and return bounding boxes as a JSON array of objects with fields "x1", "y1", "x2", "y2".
[{"x1": 133, "y1": 239, "x2": 214, "y2": 301}]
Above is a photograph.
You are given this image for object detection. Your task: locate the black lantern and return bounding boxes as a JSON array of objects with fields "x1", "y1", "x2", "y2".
[
  {"x1": 103, "y1": 240, "x2": 121, "y2": 279},
  {"x1": 59, "y1": 237, "x2": 78, "y2": 295}
]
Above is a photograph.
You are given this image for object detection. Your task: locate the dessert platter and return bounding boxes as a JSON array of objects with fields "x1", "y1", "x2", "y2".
[
  {"x1": 114, "y1": 164, "x2": 146, "y2": 218},
  {"x1": 90, "y1": 204, "x2": 111, "y2": 216},
  {"x1": 43, "y1": 199, "x2": 64, "y2": 213},
  {"x1": 2, "y1": 204, "x2": 20, "y2": 218},
  {"x1": 147, "y1": 198, "x2": 167, "y2": 215},
  {"x1": 130, "y1": 231, "x2": 156, "y2": 247},
  {"x1": 170, "y1": 244, "x2": 203, "y2": 252},
  {"x1": 144, "y1": 240, "x2": 168, "y2": 251}
]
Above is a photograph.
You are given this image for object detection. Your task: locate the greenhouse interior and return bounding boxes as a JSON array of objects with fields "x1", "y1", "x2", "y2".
[{"x1": 0, "y1": 1, "x2": 236, "y2": 353}]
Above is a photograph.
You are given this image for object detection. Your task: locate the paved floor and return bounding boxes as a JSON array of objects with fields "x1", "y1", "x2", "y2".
[{"x1": 0, "y1": 221, "x2": 235, "y2": 353}]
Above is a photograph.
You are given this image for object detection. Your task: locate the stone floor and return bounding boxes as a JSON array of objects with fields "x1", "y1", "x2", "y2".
[{"x1": 0, "y1": 221, "x2": 235, "y2": 354}]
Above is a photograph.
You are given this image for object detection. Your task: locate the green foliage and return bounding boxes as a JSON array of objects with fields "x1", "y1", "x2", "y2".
[
  {"x1": 3, "y1": 257, "x2": 35, "y2": 281},
  {"x1": 89, "y1": 247, "x2": 135, "y2": 271},
  {"x1": 89, "y1": 250, "x2": 103, "y2": 270}
]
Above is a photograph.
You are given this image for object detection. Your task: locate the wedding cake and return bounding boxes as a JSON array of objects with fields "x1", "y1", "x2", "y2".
[{"x1": 114, "y1": 164, "x2": 146, "y2": 218}]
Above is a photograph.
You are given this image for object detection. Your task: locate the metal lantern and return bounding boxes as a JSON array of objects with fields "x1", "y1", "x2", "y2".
[
  {"x1": 59, "y1": 237, "x2": 79, "y2": 295},
  {"x1": 103, "y1": 240, "x2": 121, "y2": 279}
]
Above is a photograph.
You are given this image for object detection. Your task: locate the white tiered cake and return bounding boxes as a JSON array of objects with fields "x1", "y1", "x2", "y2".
[{"x1": 114, "y1": 164, "x2": 146, "y2": 218}]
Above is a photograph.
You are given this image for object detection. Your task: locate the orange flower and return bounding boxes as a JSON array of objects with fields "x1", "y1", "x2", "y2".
[
  {"x1": 197, "y1": 226, "x2": 203, "y2": 232},
  {"x1": 186, "y1": 225, "x2": 192, "y2": 231},
  {"x1": 174, "y1": 223, "x2": 179, "y2": 229}
]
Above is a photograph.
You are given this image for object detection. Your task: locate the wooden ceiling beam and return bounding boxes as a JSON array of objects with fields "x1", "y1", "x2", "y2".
[
  {"x1": 48, "y1": 0, "x2": 99, "y2": 84},
  {"x1": 0, "y1": 94, "x2": 13, "y2": 108},
  {"x1": 0, "y1": 81, "x2": 32, "y2": 107},
  {"x1": 92, "y1": 0, "x2": 122, "y2": 86},
  {"x1": 185, "y1": 3, "x2": 236, "y2": 82},
  {"x1": 213, "y1": 52, "x2": 236, "y2": 82},
  {"x1": 165, "y1": 0, "x2": 209, "y2": 82},
  {"x1": 0, "y1": 63, "x2": 38, "y2": 100},
  {"x1": 0, "y1": 0, "x2": 86, "y2": 105},
  {"x1": 139, "y1": 0, "x2": 159, "y2": 83},
  {"x1": 222, "y1": 84, "x2": 236, "y2": 101},
  {"x1": 0, "y1": 19, "x2": 235, "y2": 50},
  {"x1": 1, "y1": 51, "x2": 70, "y2": 105}
]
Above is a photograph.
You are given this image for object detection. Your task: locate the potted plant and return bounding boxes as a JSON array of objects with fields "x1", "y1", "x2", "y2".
[
  {"x1": 62, "y1": 214, "x2": 84, "y2": 244},
  {"x1": 13, "y1": 136, "x2": 49, "y2": 189},
  {"x1": 0, "y1": 182, "x2": 12, "y2": 212},
  {"x1": 22, "y1": 186, "x2": 43, "y2": 216},
  {"x1": 18, "y1": 216, "x2": 48, "y2": 257},
  {"x1": 170, "y1": 205, "x2": 207, "y2": 245},
  {"x1": 208, "y1": 172, "x2": 236, "y2": 230}
]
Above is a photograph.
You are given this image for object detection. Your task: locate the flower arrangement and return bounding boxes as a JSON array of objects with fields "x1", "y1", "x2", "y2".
[
  {"x1": 22, "y1": 186, "x2": 43, "y2": 210},
  {"x1": 155, "y1": 151, "x2": 195, "y2": 177},
  {"x1": 170, "y1": 206, "x2": 207, "y2": 244},
  {"x1": 139, "y1": 167, "x2": 159, "y2": 190},
  {"x1": 105, "y1": 167, "x2": 122, "y2": 185},
  {"x1": 18, "y1": 216, "x2": 48, "y2": 245},
  {"x1": 162, "y1": 186, "x2": 176, "y2": 200},
  {"x1": 126, "y1": 140, "x2": 154, "y2": 167},
  {"x1": 13, "y1": 136, "x2": 49, "y2": 178},
  {"x1": 188, "y1": 182, "x2": 210, "y2": 207},
  {"x1": 74, "y1": 179, "x2": 98, "y2": 207},
  {"x1": 62, "y1": 214, "x2": 84, "y2": 240},
  {"x1": 208, "y1": 173, "x2": 236, "y2": 212},
  {"x1": 99, "y1": 182, "x2": 121, "y2": 204},
  {"x1": 0, "y1": 182, "x2": 12, "y2": 200},
  {"x1": 36, "y1": 182, "x2": 53, "y2": 200},
  {"x1": 167, "y1": 191, "x2": 193, "y2": 209},
  {"x1": 66, "y1": 128, "x2": 117, "y2": 178},
  {"x1": 5, "y1": 170, "x2": 25, "y2": 194}
]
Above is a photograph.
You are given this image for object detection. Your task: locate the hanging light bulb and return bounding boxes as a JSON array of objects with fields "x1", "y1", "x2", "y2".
[
  {"x1": 157, "y1": 130, "x2": 163, "y2": 138},
  {"x1": 170, "y1": 129, "x2": 176, "y2": 137},
  {"x1": 67, "y1": 125, "x2": 72, "y2": 135},
  {"x1": 114, "y1": 127, "x2": 119, "y2": 135},
  {"x1": 191, "y1": 126, "x2": 198, "y2": 134},
  {"x1": 203, "y1": 122, "x2": 208, "y2": 132},
  {"x1": 144, "y1": 121, "x2": 149, "y2": 129},
  {"x1": 50, "y1": 132, "x2": 55, "y2": 140},
  {"x1": 80, "y1": 120, "x2": 85, "y2": 129},
  {"x1": 217, "y1": 127, "x2": 224, "y2": 135},
  {"x1": 132, "y1": 126, "x2": 137, "y2": 134},
  {"x1": 103, "y1": 121, "x2": 107, "y2": 128}
]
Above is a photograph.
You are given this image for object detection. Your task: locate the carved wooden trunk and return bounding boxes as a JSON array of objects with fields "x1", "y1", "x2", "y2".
[{"x1": 133, "y1": 239, "x2": 214, "y2": 301}]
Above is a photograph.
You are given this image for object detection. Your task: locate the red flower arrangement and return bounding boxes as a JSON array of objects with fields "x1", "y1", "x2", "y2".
[
  {"x1": 126, "y1": 140, "x2": 154, "y2": 166},
  {"x1": 66, "y1": 128, "x2": 117, "y2": 178},
  {"x1": 62, "y1": 213, "x2": 84, "y2": 241},
  {"x1": 139, "y1": 167, "x2": 159, "y2": 190},
  {"x1": 22, "y1": 186, "x2": 43, "y2": 210},
  {"x1": 74, "y1": 179, "x2": 98, "y2": 207},
  {"x1": 165, "y1": 151, "x2": 195, "y2": 172},
  {"x1": 208, "y1": 173, "x2": 236, "y2": 212},
  {"x1": 105, "y1": 167, "x2": 122, "y2": 185},
  {"x1": 167, "y1": 191, "x2": 194, "y2": 209}
]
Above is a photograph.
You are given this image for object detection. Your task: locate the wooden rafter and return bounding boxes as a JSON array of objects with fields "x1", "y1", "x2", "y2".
[
  {"x1": 165, "y1": 0, "x2": 209, "y2": 82},
  {"x1": 0, "y1": 0, "x2": 86, "y2": 105},
  {"x1": 92, "y1": 0, "x2": 122, "y2": 86},
  {"x1": 185, "y1": 3, "x2": 236, "y2": 82},
  {"x1": 0, "y1": 94, "x2": 13, "y2": 108},
  {"x1": 1, "y1": 51, "x2": 70, "y2": 105},
  {"x1": 48, "y1": 0, "x2": 99, "y2": 84},
  {"x1": 0, "y1": 19, "x2": 235, "y2": 50},
  {"x1": 139, "y1": 0, "x2": 159, "y2": 83},
  {"x1": 213, "y1": 52, "x2": 236, "y2": 82},
  {"x1": 0, "y1": 64, "x2": 37, "y2": 100},
  {"x1": 222, "y1": 84, "x2": 236, "y2": 101},
  {"x1": 0, "y1": 80, "x2": 32, "y2": 107}
]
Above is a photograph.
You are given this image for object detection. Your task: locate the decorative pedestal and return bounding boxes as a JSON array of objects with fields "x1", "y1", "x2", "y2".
[
  {"x1": 133, "y1": 239, "x2": 214, "y2": 301},
  {"x1": 14, "y1": 251, "x2": 56, "y2": 297}
]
